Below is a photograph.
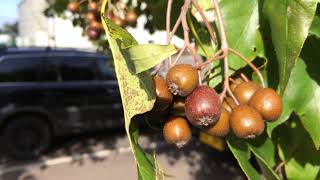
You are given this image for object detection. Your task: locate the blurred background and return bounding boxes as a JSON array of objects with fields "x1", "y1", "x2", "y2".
[{"x1": 0, "y1": 1, "x2": 246, "y2": 180}]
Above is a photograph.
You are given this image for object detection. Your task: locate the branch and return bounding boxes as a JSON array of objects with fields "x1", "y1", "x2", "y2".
[
  {"x1": 191, "y1": 0, "x2": 217, "y2": 46},
  {"x1": 228, "y1": 48, "x2": 266, "y2": 88}
]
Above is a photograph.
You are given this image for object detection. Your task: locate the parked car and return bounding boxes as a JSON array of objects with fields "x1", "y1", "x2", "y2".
[{"x1": 0, "y1": 47, "x2": 124, "y2": 159}]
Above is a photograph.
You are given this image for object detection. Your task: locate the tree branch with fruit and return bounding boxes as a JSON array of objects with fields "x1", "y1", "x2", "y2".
[{"x1": 47, "y1": 0, "x2": 320, "y2": 179}]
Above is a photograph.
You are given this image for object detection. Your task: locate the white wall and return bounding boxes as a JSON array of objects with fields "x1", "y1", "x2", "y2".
[{"x1": 17, "y1": 0, "x2": 94, "y2": 49}]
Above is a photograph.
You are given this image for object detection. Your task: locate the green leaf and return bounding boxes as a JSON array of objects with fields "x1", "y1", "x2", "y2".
[
  {"x1": 122, "y1": 44, "x2": 177, "y2": 74},
  {"x1": 187, "y1": 11, "x2": 216, "y2": 58},
  {"x1": 227, "y1": 134, "x2": 261, "y2": 180},
  {"x1": 266, "y1": 37, "x2": 320, "y2": 147},
  {"x1": 247, "y1": 133, "x2": 280, "y2": 180},
  {"x1": 208, "y1": 0, "x2": 260, "y2": 87},
  {"x1": 263, "y1": 0, "x2": 319, "y2": 95},
  {"x1": 285, "y1": 37, "x2": 320, "y2": 149},
  {"x1": 276, "y1": 117, "x2": 320, "y2": 180},
  {"x1": 101, "y1": 1, "x2": 157, "y2": 179},
  {"x1": 310, "y1": 15, "x2": 320, "y2": 38}
]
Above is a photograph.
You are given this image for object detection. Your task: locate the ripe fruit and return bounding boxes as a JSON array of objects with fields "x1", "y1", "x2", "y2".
[
  {"x1": 87, "y1": 2, "x2": 98, "y2": 12},
  {"x1": 206, "y1": 109, "x2": 230, "y2": 137},
  {"x1": 166, "y1": 64, "x2": 199, "y2": 97},
  {"x1": 234, "y1": 81, "x2": 261, "y2": 105},
  {"x1": 225, "y1": 97, "x2": 237, "y2": 109},
  {"x1": 163, "y1": 116, "x2": 191, "y2": 148},
  {"x1": 230, "y1": 105, "x2": 265, "y2": 139},
  {"x1": 249, "y1": 88, "x2": 282, "y2": 121},
  {"x1": 230, "y1": 78, "x2": 244, "y2": 92},
  {"x1": 171, "y1": 97, "x2": 186, "y2": 116},
  {"x1": 185, "y1": 86, "x2": 222, "y2": 126},
  {"x1": 86, "y1": 12, "x2": 97, "y2": 23},
  {"x1": 126, "y1": 10, "x2": 138, "y2": 24},
  {"x1": 86, "y1": 27, "x2": 100, "y2": 40},
  {"x1": 222, "y1": 101, "x2": 232, "y2": 113},
  {"x1": 89, "y1": 21, "x2": 104, "y2": 31},
  {"x1": 111, "y1": 16, "x2": 125, "y2": 27},
  {"x1": 153, "y1": 76, "x2": 173, "y2": 111},
  {"x1": 67, "y1": 2, "x2": 79, "y2": 13}
]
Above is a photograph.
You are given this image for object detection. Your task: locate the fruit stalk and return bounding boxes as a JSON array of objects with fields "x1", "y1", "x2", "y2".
[
  {"x1": 191, "y1": 0, "x2": 217, "y2": 46},
  {"x1": 228, "y1": 48, "x2": 266, "y2": 88},
  {"x1": 166, "y1": 0, "x2": 174, "y2": 67}
]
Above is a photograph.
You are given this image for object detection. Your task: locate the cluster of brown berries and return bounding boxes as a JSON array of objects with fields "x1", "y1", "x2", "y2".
[
  {"x1": 153, "y1": 64, "x2": 282, "y2": 148},
  {"x1": 67, "y1": 1, "x2": 137, "y2": 40}
]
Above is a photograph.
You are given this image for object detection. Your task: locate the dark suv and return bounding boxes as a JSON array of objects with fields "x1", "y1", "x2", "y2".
[{"x1": 0, "y1": 47, "x2": 123, "y2": 159}]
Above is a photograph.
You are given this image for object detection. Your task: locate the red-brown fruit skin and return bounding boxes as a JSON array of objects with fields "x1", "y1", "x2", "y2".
[
  {"x1": 185, "y1": 86, "x2": 222, "y2": 126},
  {"x1": 86, "y1": 12, "x2": 97, "y2": 23},
  {"x1": 230, "y1": 105, "x2": 265, "y2": 139},
  {"x1": 206, "y1": 109, "x2": 230, "y2": 137},
  {"x1": 234, "y1": 81, "x2": 261, "y2": 105},
  {"x1": 163, "y1": 116, "x2": 191, "y2": 148},
  {"x1": 153, "y1": 76, "x2": 173, "y2": 111},
  {"x1": 87, "y1": 2, "x2": 98, "y2": 12},
  {"x1": 86, "y1": 27, "x2": 100, "y2": 40},
  {"x1": 166, "y1": 64, "x2": 199, "y2": 97},
  {"x1": 67, "y1": 2, "x2": 79, "y2": 13},
  {"x1": 126, "y1": 10, "x2": 138, "y2": 24},
  {"x1": 249, "y1": 88, "x2": 282, "y2": 121}
]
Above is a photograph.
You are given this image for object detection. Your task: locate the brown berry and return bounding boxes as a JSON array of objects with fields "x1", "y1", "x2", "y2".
[
  {"x1": 67, "y1": 2, "x2": 79, "y2": 13},
  {"x1": 234, "y1": 81, "x2": 261, "y2": 105},
  {"x1": 166, "y1": 64, "x2": 199, "y2": 97},
  {"x1": 89, "y1": 21, "x2": 104, "y2": 31},
  {"x1": 153, "y1": 76, "x2": 173, "y2": 111},
  {"x1": 86, "y1": 12, "x2": 97, "y2": 23},
  {"x1": 126, "y1": 10, "x2": 138, "y2": 24},
  {"x1": 225, "y1": 97, "x2": 237, "y2": 109},
  {"x1": 206, "y1": 109, "x2": 230, "y2": 137},
  {"x1": 222, "y1": 101, "x2": 233, "y2": 113},
  {"x1": 249, "y1": 88, "x2": 282, "y2": 121},
  {"x1": 86, "y1": 27, "x2": 100, "y2": 40},
  {"x1": 171, "y1": 97, "x2": 186, "y2": 116},
  {"x1": 230, "y1": 78, "x2": 244, "y2": 92},
  {"x1": 230, "y1": 105, "x2": 265, "y2": 139},
  {"x1": 88, "y1": 2, "x2": 98, "y2": 12},
  {"x1": 163, "y1": 116, "x2": 191, "y2": 148},
  {"x1": 112, "y1": 16, "x2": 125, "y2": 27},
  {"x1": 185, "y1": 86, "x2": 222, "y2": 126}
]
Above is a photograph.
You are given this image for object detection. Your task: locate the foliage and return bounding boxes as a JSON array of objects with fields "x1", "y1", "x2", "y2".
[{"x1": 54, "y1": 0, "x2": 320, "y2": 179}]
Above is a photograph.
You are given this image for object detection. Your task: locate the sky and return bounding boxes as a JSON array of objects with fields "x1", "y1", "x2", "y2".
[{"x1": 0, "y1": 0, "x2": 21, "y2": 27}]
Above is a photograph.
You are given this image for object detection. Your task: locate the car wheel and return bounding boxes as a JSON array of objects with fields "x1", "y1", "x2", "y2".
[{"x1": 3, "y1": 116, "x2": 52, "y2": 160}]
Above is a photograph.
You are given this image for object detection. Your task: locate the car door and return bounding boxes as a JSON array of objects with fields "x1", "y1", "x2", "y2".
[
  {"x1": 83, "y1": 57, "x2": 123, "y2": 129},
  {"x1": 43, "y1": 55, "x2": 97, "y2": 133}
]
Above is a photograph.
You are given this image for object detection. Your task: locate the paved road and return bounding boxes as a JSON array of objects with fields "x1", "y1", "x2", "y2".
[{"x1": 0, "y1": 129, "x2": 246, "y2": 180}]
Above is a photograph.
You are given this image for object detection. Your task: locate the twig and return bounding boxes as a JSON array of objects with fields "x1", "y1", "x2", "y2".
[
  {"x1": 172, "y1": 45, "x2": 187, "y2": 66},
  {"x1": 275, "y1": 161, "x2": 286, "y2": 174},
  {"x1": 211, "y1": 0, "x2": 233, "y2": 103},
  {"x1": 168, "y1": 14, "x2": 182, "y2": 41},
  {"x1": 166, "y1": 0, "x2": 174, "y2": 67},
  {"x1": 191, "y1": 0, "x2": 217, "y2": 46},
  {"x1": 228, "y1": 48, "x2": 265, "y2": 88},
  {"x1": 196, "y1": 49, "x2": 223, "y2": 70},
  {"x1": 240, "y1": 73, "x2": 249, "y2": 82}
]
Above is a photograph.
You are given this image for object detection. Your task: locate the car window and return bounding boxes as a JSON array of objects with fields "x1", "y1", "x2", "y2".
[
  {"x1": 97, "y1": 58, "x2": 116, "y2": 80},
  {"x1": 0, "y1": 56, "x2": 44, "y2": 82},
  {"x1": 45, "y1": 56, "x2": 98, "y2": 81}
]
